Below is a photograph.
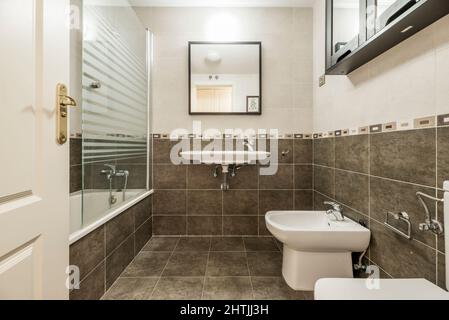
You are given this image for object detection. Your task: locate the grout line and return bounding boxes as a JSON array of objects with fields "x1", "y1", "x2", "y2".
[
  {"x1": 435, "y1": 127, "x2": 439, "y2": 285},
  {"x1": 314, "y1": 163, "x2": 438, "y2": 190},
  {"x1": 103, "y1": 225, "x2": 107, "y2": 294},
  {"x1": 201, "y1": 238, "x2": 213, "y2": 300},
  {"x1": 102, "y1": 233, "x2": 141, "y2": 299},
  {"x1": 243, "y1": 239, "x2": 256, "y2": 300},
  {"x1": 148, "y1": 237, "x2": 179, "y2": 299},
  {"x1": 367, "y1": 132, "x2": 371, "y2": 260}
]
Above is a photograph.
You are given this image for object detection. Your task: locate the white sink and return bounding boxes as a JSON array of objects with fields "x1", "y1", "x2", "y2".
[
  {"x1": 265, "y1": 211, "x2": 371, "y2": 291},
  {"x1": 180, "y1": 150, "x2": 270, "y2": 166},
  {"x1": 266, "y1": 211, "x2": 370, "y2": 252}
]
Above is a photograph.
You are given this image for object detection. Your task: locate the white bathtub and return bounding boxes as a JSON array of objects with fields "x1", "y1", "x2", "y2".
[{"x1": 70, "y1": 189, "x2": 153, "y2": 244}]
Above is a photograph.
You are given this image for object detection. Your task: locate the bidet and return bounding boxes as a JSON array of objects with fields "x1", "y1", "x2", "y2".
[{"x1": 266, "y1": 210, "x2": 370, "y2": 291}]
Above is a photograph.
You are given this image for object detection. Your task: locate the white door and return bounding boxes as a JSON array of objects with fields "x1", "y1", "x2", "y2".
[{"x1": 0, "y1": 0, "x2": 71, "y2": 300}]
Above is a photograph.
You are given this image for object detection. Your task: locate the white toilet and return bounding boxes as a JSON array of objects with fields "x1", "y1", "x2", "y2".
[
  {"x1": 265, "y1": 210, "x2": 371, "y2": 291},
  {"x1": 315, "y1": 180, "x2": 449, "y2": 300}
]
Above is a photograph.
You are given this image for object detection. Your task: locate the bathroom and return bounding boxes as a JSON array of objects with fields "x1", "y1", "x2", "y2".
[{"x1": 1, "y1": 0, "x2": 449, "y2": 304}]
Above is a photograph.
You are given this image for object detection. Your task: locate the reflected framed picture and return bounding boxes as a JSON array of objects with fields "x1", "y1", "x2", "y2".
[{"x1": 246, "y1": 96, "x2": 260, "y2": 113}]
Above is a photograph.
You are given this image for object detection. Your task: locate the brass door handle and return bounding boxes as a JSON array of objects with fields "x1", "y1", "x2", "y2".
[{"x1": 56, "y1": 83, "x2": 77, "y2": 144}]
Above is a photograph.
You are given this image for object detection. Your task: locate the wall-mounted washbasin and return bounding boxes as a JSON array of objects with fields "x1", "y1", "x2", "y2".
[
  {"x1": 180, "y1": 150, "x2": 270, "y2": 190},
  {"x1": 180, "y1": 151, "x2": 270, "y2": 167}
]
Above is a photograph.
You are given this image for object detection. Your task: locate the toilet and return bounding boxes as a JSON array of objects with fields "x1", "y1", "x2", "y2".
[{"x1": 315, "y1": 181, "x2": 449, "y2": 300}]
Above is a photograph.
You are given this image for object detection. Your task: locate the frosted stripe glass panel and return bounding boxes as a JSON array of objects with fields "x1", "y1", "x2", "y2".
[{"x1": 82, "y1": 5, "x2": 147, "y2": 164}]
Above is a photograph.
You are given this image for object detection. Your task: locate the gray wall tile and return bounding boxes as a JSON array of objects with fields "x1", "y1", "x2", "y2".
[
  {"x1": 369, "y1": 219, "x2": 436, "y2": 283},
  {"x1": 294, "y1": 139, "x2": 313, "y2": 164},
  {"x1": 259, "y1": 190, "x2": 294, "y2": 215},
  {"x1": 187, "y1": 190, "x2": 222, "y2": 216},
  {"x1": 437, "y1": 127, "x2": 449, "y2": 188},
  {"x1": 314, "y1": 165, "x2": 335, "y2": 198},
  {"x1": 370, "y1": 129, "x2": 436, "y2": 187},
  {"x1": 70, "y1": 226, "x2": 105, "y2": 280},
  {"x1": 294, "y1": 190, "x2": 313, "y2": 210},
  {"x1": 153, "y1": 190, "x2": 186, "y2": 215},
  {"x1": 259, "y1": 165, "x2": 294, "y2": 190},
  {"x1": 223, "y1": 190, "x2": 258, "y2": 215},
  {"x1": 335, "y1": 135, "x2": 369, "y2": 173},
  {"x1": 223, "y1": 216, "x2": 258, "y2": 236},
  {"x1": 187, "y1": 165, "x2": 222, "y2": 189},
  {"x1": 187, "y1": 216, "x2": 222, "y2": 235},
  {"x1": 70, "y1": 262, "x2": 105, "y2": 301},
  {"x1": 105, "y1": 208, "x2": 134, "y2": 256},
  {"x1": 105, "y1": 235, "x2": 135, "y2": 289},
  {"x1": 370, "y1": 177, "x2": 437, "y2": 248},
  {"x1": 228, "y1": 165, "x2": 258, "y2": 189},
  {"x1": 153, "y1": 216, "x2": 186, "y2": 236},
  {"x1": 335, "y1": 170, "x2": 369, "y2": 214},
  {"x1": 154, "y1": 164, "x2": 187, "y2": 189},
  {"x1": 313, "y1": 138, "x2": 335, "y2": 167},
  {"x1": 294, "y1": 165, "x2": 313, "y2": 189}
]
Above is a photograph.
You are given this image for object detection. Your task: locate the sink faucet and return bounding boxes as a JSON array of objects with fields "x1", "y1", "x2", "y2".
[
  {"x1": 242, "y1": 138, "x2": 254, "y2": 152},
  {"x1": 324, "y1": 201, "x2": 345, "y2": 221}
]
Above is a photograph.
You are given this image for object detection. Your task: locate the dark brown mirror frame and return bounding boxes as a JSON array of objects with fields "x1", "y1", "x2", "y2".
[{"x1": 188, "y1": 41, "x2": 262, "y2": 115}]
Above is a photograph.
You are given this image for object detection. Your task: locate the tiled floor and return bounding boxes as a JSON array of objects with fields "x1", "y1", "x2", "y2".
[{"x1": 102, "y1": 236, "x2": 314, "y2": 300}]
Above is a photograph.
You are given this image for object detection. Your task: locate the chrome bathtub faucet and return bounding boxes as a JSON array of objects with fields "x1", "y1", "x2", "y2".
[{"x1": 101, "y1": 164, "x2": 130, "y2": 206}]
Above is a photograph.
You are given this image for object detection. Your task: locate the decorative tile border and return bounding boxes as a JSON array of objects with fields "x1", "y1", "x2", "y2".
[
  {"x1": 152, "y1": 133, "x2": 314, "y2": 140},
  {"x1": 437, "y1": 113, "x2": 449, "y2": 127},
  {"x1": 152, "y1": 113, "x2": 449, "y2": 141},
  {"x1": 311, "y1": 113, "x2": 449, "y2": 139}
]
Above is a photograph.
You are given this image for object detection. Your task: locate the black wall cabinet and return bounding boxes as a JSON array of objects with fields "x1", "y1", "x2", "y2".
[{"x1": 326, "y1": 0, "x2": 449, "y2": 75}]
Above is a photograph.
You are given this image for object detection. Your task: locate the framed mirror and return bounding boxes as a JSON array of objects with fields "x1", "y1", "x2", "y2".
[{"x1": 189, "y1": 42, "x2": 262, "y2": 115}]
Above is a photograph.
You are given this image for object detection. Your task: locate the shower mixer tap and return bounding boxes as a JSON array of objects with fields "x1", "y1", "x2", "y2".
[{"x1": 101, "y1": 164, "x2": 130, "y2": 206}]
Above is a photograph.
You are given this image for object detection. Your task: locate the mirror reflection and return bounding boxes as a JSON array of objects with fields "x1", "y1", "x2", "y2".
[
  {"x1": 375, "y1": 0, "x2": 414, "y2": 33},
  {"x1": 189, "y1": 42, "x2": 262, "y2": 115},
  {"x1": 332, "y1": 0, "x2": 360, "y2": 56}
]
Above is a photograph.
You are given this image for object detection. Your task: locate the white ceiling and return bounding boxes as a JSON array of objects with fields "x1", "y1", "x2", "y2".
[
  {"x1": 191, "y1": 44, "x2": 260, "y2": 74},
  {"x1": 129, "y1": 0, "x2": 315, "y2": 7}
]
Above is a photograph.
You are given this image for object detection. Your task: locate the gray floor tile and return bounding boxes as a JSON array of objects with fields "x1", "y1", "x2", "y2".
[
  {"x1": 142, "y1": 237, "x2": 179, "y2": 252},
  {"x1": 206, "y1": 252, "x2": 249, "y2": 276},
  {"x1": 244, "y1": 237, "x2": 279, "y2": 251},
  {"x1": 121, "y1": 252, "x2": 171, "y2": 277},
  {"x1": 151, "y1": 277, "x2": 204, "y2": 300},
  {"x1": 163, "y1": 252, "x2": 209, "y2": 277},
  {"x1": 175, "y1": 237, "x2": 211, "y2": 252},
  {"x1": 202, "y1": 277, "x2": 253, "y2": 300},
  {"x1": 251, "y1": 277, "x2": 305, "y2": 300},
  {"x1": 247, "y1": 252, "x2": 283, "y2": 276},
  {"x1": 102, "y1": 278, "x2": 158, "y2": 300},
  {"x1": 210, "y1": 237, "x2": 245, "y2": 252}
]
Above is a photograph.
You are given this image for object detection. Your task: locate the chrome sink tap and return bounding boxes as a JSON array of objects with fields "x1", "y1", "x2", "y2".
[
  {"x1": 324, "y1": 201, "x2": 345, "y2": 221},
  {"x1": 242, "y1": 138, "x2": 255, "y2": 152}
]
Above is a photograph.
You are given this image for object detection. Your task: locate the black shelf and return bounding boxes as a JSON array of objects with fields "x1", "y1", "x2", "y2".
[{"x1": 326, "y1": 0, "x2": 449, "y2": 75}]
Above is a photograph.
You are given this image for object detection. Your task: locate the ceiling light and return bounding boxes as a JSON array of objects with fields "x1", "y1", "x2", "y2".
[{"x1": 205, "y1": 51, "x2": 221, "y2": 63}]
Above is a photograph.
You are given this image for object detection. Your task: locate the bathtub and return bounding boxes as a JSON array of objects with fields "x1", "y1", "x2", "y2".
[{"x1": 70, "y1": 189, "x2": 153, "y2": 244}]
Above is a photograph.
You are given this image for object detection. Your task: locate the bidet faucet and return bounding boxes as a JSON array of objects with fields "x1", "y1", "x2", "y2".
[{"x1": 324, "y1": 201, "x2": 345, "y2": 221}]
